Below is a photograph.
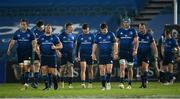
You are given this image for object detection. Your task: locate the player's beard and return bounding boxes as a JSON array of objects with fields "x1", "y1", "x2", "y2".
[
  {"x1": 141, "y1": 31, "x2": 146, "y2": 35},
  {"x1": 46, "y1": 31, "x2": 51, "y2": 35},
  {"x1": 20, "y1": 28, "x2": 27, "y2": 32}
]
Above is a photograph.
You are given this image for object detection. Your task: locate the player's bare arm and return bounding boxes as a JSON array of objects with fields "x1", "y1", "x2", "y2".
[
  {"x1": 51, "y1": 43, "x2": 62, "y2": 50},
  {"x1": 32, "y1": 40, "x2": 37, "y2": 52},
  {"x1": 113, "y1": 42, "x2": 118, "y2": 60},
  {"x1": 7, "y1": 39, "x2": 16, "y2": 55},
  {"x1": 151, "y1": 41, "x2": 158, "y2": 58},
  {"x1": 161, "y1": 44, "x2": 164, "y2": 58},
  {"x1": 57, "y1": 42, "x2": 63, "y2": 58},
  {"x1": 176, "y1": 45, "x2": 180, "y2": 55},
  {"x1": 75, "y1": 41, "x2": 80, "y2": 61},
  {"x1": 92, "y1": 43, "x2": 97, "y2": 60},
  {"x1": 133, "y1": 36, "x2": 139, "y2": 56},
  {"x1": 35, "y1": 44, "x2": 41, "y2": 58}
]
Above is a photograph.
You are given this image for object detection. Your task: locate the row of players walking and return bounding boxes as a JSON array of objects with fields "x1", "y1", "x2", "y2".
[{"x1": 7, "y1": 18, "x2": 180, "y2": 91}]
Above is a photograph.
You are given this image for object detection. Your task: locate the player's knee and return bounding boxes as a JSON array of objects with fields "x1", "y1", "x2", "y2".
[
  {"x1": 100, "y1": 71, "x2": 105, "y2": 76},
  {"x1": 100, "y1": 69, "x2": 105, "y2": 75},
  {"x1": 23, "y1": 66, "x2": 29, "y2": 72},
  {"x1": 107, "y1": 70, "x2": 112, "y2": 74},
  {"x1": 81, "y1": 66, "x2": 86, "y2": 72},
  {"x1": 120, "y1": 65, "x2": 125, "y2": 71},
  {"x1": 168, "y1": 65, "x2": 173, "y2": 72},
  {"x1": 52, "y1": 70, "x2": 57, "y2": 76},
  {"x1": 88, "y1": 68, "x2": 93, "y2": 74},
  {"x1": 162, "y1": 66, "x2": 168, "y2": 72}
]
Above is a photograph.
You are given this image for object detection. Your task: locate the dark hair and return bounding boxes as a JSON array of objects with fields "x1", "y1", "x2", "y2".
[
  {"x1": 100, "y1": 23, "x2": 108, "y2": 29},
  {"x1": 45, "y1": 24, "x2": 52, "y2": 27},
  {"x1": 164, "y1": 28, "x2": 172, "y2": 35},
  {"x1": 82, "y1": 23, "x2": 89, "y2": 29},
  {"x1": 36, "y1": 20, "x2": 44, "y2": 27},
  {"x1": 139, "y1": 23, "x2": 146, "y2": 26},
  {"x1": 20, "y1": 19, "x2": 28, "y2": 24},
  {"x1": 65, "y1": 23, "x2": 73, "y2": 29}
]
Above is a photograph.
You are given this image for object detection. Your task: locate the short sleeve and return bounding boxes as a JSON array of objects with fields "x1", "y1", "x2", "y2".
[
  {"x1": 53, "y1": 35, "x2": 60, "y2": 45},
  {"x1": 173, "y1": 38, "x2": 178, "y2": 47},
  {"x1": 58, "y1": 33, "x2": 63, "y2": 42},
  {"x1": 76, "y1": 34, "x2": 81, "y2": 46},
  {"x1": 30, "y1": 31, "x2": 35, "y2": 41},
  {"x1": 133, "y1": 29, "x2": 138, "y2": 38},
  {"x1": 13, "y1": 31, "x2": 18, "y2": 40},
  {"x1": 94, "y1": 34, "x2": 98, "y2": 44},
  {"x1": 149, "y1": 33, "x2": 155, "y2": 44},
  {"x1": 37, "y1": 36, "x2": 41, "y2": 45},
  {"x1": 91, "y1": 33, "x2": 95, "y2": 43},
  {"x1": 116, "y1": 28, "x2": 120, "y2": 38},
  {"x1": 111, "y1": 32, "x2": 116, "y2": 43}
]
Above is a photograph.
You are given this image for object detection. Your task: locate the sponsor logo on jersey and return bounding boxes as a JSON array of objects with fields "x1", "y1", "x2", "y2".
[
  {"x1": 130, "y1": 31, "x2": 133, "y2": 35},
  {"x1": 107, "y1": 35, "x2": 111, "y2": 39},
  {"x1": 27, "y1": 34, "x2": 30, "y2": 38},
  {"x1": 146, "y1": 36, "x2": 149, "y2": 40},
  {"x1": 88, "y1": 37, "x2": 91, "y2": 40},
  {"x1": 17, "y1": 34, "x2": 21, "y2": 37},
  {"x1": 50, "y1": 37, "x2": 53, "y2": 41}
]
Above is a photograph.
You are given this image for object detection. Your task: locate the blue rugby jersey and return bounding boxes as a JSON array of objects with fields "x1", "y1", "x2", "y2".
[
  {"x1": 37, "y1": 34, "x2": 60, "y2": 56},
  {"x1": 13, "y1": 29, "x2": 35, "y2": 54},
  {"x1": 116, "y1": 28, "x2": 137, "y2": 52},
  {"x1": 95, "y1": 31, "x2": 116, "y2": 57},
  {"x1": 76, "y1": 33, "x2": 95, "y2": 57},
  {"x1": 138, "y1": 32, "x2": 154, "y2": 54},
  {"x1": 163, "y1": 38, "x2": 178, "y2": 56},
  {"x1": 33, "y1": 29, "x2": 44, "y2": 39},
  {"x1": 58, "y1": 32, "x2": 75, "y2": 53}
]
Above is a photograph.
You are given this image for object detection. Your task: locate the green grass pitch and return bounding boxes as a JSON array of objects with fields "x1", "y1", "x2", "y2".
[{"x1": 0, "y1": 82, "x2": 180, "y2": 98}]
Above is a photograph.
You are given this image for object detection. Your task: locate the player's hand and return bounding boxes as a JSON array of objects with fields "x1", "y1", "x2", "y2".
[
  {"x1": 7, "y1": 49, "x2": 11, "y2": 56},
  {"x1": 51, "y1": 45, "x2": 56, "y2": 50},
  {"x1": 92, "y1": 53, "x2": 97, "y2": 60},
  {"x1": 132, "y1": 50, "x2": 137, "y2": 56},
  {"x1": 75, "y1": 57, "x2": 80, "y2": 62}
]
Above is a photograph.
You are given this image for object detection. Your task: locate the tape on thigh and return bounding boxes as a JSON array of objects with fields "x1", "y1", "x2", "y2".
[
  {"x1": 119, "y1": 59, "x2": 126, "y2": 65},
  {"x1": 23, "y1": 60, "x2": 31, "y2": 66},
  {"x1": 127, "y1": 61, "x2": 134, "y2": 68}
]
